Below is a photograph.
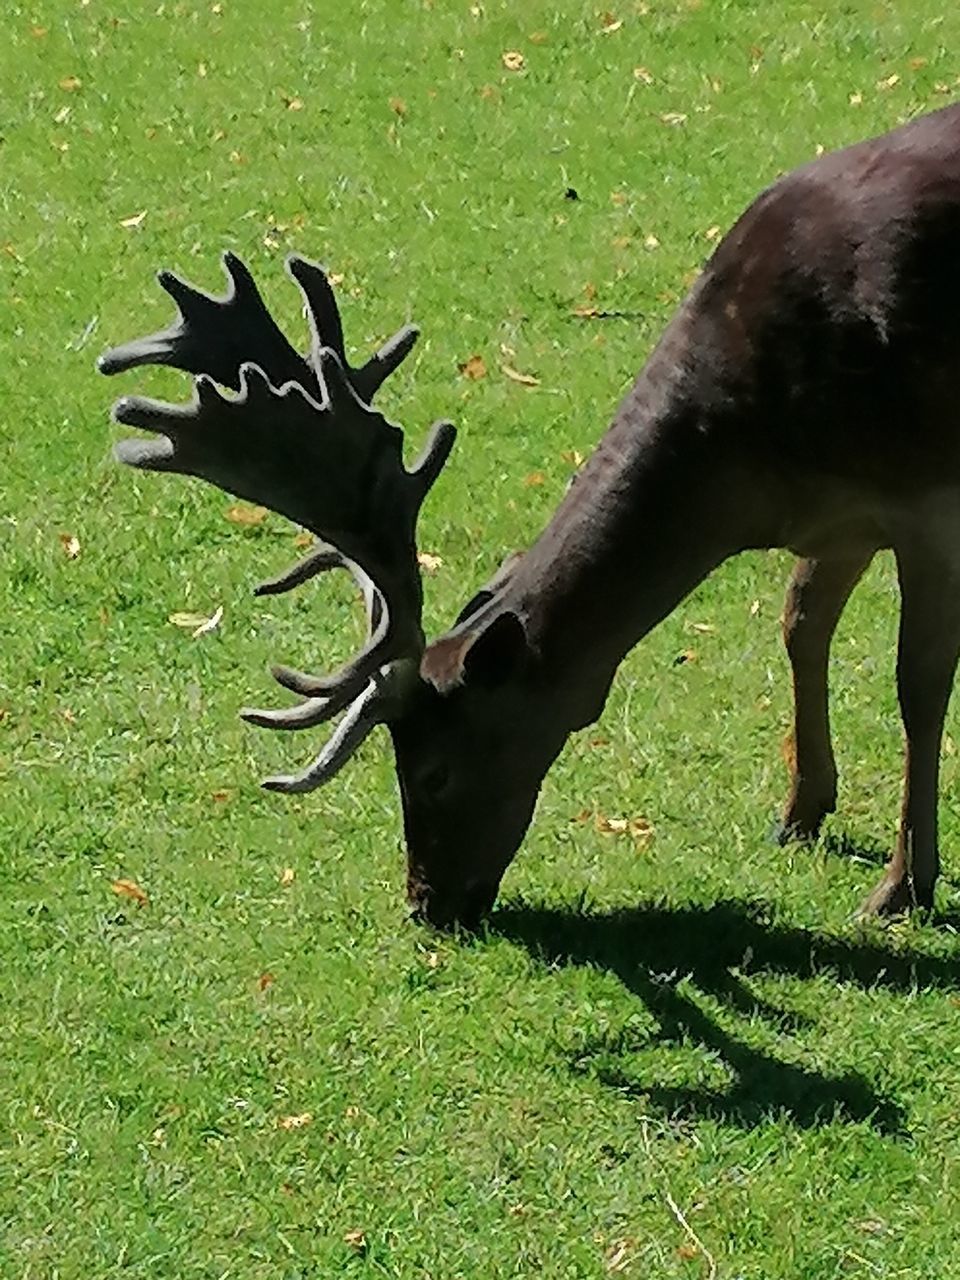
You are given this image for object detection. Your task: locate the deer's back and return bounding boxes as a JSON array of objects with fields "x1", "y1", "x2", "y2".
[{"x1": 685, "y1": 101, "x2": 960, "y2": 493}]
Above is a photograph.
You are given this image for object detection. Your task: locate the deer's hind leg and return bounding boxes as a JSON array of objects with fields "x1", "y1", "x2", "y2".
[
  {"x1": 860, "y1": 528, "x2": 960, "y2": 916},
  {"x1": 777, "y1": 550, "x2": 875, "y2": 844}
]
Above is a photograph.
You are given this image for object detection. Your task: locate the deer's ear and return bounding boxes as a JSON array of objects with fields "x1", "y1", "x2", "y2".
[
  {"x1": 421, "y1": 610, "x2": 529, "y2": 694},
  {"x1": 454, "y1": 551, "x2": 525, "y2": 626}
]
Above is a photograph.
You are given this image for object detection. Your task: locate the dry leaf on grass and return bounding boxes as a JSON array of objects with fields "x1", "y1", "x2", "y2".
[
  {"x1": 417, "y1": 551, "x2": 444, "y2": 573},
  {"x1": 523, "y1": 471, "x2": 546, "y2": 487},
  {"x1": 258, "y1": 972, "x2": 276, "y2": 991},
  {"x1": 344, "y1": 1230, "x2": 367, "y2": 1252},
  {"x1": 169, "y1": 606, "x2": 223, "y2": 637},
  {"x1": 111, "y1": 878, "x2": 148, "y2": 906},
  {"x1": 225, "y1": 503, "x2": 268, "y2": 526},
  {"x1": 278, "y1": 1112, "x2": 312, "y2": 1130},
  {"x1": 600, "y1": 13, "x2": 623, "y2": 33},
  {"x1": 501, "y1": 363, "x2": 539, "y2": 386},
  {"x1": 59, "y1": 532, "x2": 81, "y2": 559},
  {"x1": 59, "y1": 75, "x2": 82, "y2": 91},
  {"x1": 502, "y1": 50, "x2": 525, "y2": 71},
  {"x1": 595, "y1": 813, "x2": 654, "y2": 844},
  {"x1": 458, "y1": 354, "x2": 487, "y2": 380},
  {"x1": 191, "y1": 606, "x2": 223, "y2": 637},
  {"x1": 280, "y1": 867, "x2": 295, "y2": 886},
  {"x1": 119, "y1": 210, "x2": 147, "y2": 229}
]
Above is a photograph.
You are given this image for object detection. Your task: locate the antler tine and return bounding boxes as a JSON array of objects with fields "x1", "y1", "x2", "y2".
[
  {"x1": 259, "y1": 662, "x2": 416, "y2": 795},
  {"x1": 267, "y1": 552, "x2": 391, "y2": 699},
  {"x1": 408, "y1": 419, "x2": 458, "y2": 508},
  {"x1": 99, "y1": 252, "x2": 313, "y2": 393},
  {"x1": 286, "y1": 255, "x2": 420, "y2": 404},
  {"x1": 260, "y1": 681, "x2": 385, "y2": 793},
  {"x1": 253, "y1": 542, "x2": 348, "y2": 598}
]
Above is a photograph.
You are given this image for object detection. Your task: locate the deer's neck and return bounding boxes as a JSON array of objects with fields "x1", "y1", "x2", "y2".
[{"x1": 509, "y1": 332, "x2": 781, "y2": 730}]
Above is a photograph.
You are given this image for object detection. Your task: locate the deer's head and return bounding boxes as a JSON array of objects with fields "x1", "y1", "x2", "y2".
[{"x1": 100, "y1": 255, "x2": 564, "y2": 927}]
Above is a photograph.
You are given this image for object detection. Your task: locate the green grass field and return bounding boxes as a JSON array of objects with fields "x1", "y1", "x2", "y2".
[{"x1": 5, "y1": 1, "x2": 960, "y2": 1275}]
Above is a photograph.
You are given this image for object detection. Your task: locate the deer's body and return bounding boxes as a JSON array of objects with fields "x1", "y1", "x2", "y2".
[{"x1": 104, "y1": 102, "x2": 960, "y2": 925}]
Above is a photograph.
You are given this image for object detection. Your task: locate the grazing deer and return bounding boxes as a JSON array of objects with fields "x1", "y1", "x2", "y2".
[{"x1": 101, "y1": 102, "x2": 960, "y2": 927}]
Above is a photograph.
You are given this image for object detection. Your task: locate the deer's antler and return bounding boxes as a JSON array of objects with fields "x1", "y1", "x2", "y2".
[
  {"x1": 100, "y1": 254, "x2": 454, "y2": 791},
  {"x1": 98, "y1": 251, "x2": 420, "y2": 404}
]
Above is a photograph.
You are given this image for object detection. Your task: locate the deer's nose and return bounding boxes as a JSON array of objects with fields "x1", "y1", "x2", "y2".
[{"x1": 407, "y1": 878, "x2": 499, "y2": 931}]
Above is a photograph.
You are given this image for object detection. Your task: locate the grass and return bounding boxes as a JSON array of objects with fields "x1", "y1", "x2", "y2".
[{"x1": 3, "y1": 0, "x2": 960, "y2": 1275}]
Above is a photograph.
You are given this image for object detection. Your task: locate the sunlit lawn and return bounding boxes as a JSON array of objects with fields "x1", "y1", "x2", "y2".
[{"x1": 4, "y1": 2, "x2": 960, "y2": 1276}]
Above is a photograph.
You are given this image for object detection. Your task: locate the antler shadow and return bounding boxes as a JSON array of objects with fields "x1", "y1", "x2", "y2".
[{"x1": 488, "y1": 897, "x2": 960, "y2": 1134}]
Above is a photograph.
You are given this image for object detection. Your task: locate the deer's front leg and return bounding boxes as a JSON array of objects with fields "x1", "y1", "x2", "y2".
[
  {"x1": 778, "y1": 551, "x2": 874, "y2": 843},
  {"x1": 860, "y1": 539, "x2": 960, "y2": 916}
]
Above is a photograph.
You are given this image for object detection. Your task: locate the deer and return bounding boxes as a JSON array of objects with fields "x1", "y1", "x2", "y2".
[{"x1": 100, "y1": 101, "x2": 960, "y2": 929}]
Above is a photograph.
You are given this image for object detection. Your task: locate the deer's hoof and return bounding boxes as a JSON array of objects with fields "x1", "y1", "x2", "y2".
[{"x1": 857, "y1": 874, "x2": 912, "y2": 919}]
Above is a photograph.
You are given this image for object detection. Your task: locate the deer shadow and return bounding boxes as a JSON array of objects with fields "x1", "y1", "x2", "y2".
[{"x1": 488, "y1": 897, "x2": 960, "y2": 1136}]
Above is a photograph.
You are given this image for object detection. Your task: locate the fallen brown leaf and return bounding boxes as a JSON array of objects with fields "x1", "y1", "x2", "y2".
[
  {"x1": 225, "y1": 503, "x2": 268, "y2": 526},
  {"x1": 280, "y1": 867, "x2": 295, "y2": 886},
  {"x1": 561, "y1": 449, "x2": 585, "y2": 468},
  {"x1": 111, "y1": 878, "x2": 149, "y2": 906},
  {"x1": 59, "y1": 532, "x2": 81, "y2": 559},
  {"x1": 417, "y1": 551, "x2": 444, "y2": 573},
  {"x1": 278, "y1": 1112, "x2": 312, "y2": 1130},
  {"x1": 458, "y1": 354, "x2": 487, "y2": 380},
  {"x1": 523, "y1": 471, "x2": 546, "y2": 487},
  {"x1": 258, "y1": 971, "x2": 276, "y2": 991},
  {"x1": 502, "y1": 50, "x2": 525, "y2": 71},
  {"x1": 660, "y1": 112, "x2": 687, "y2": 126},
  {"x1": 293, "y1": 531, "x2": 314, "y2": 548},
  {"x1": 594, "y1": 814, "x2": 654, "y2": 843},
  {"x1": 119, "y1": 210, "x2": 147, "y2": 229},
  {"x1": 600, "y1": 13, "x2": 623, "y2": 33},
  {"x1": 344, "y1": 1230, "x2": 367, "y2": 1252},
  {"x1": 59, "y1": 75, "x2": 82, "y2": 91},
  {"x1": 389, "y1": 96, "x2": 408, "y2": 116}
]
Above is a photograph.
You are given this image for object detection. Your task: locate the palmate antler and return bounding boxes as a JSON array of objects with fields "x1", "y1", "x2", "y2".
[{"x1": 99, "y1": 253, "x2": 455, "y2": 792}]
